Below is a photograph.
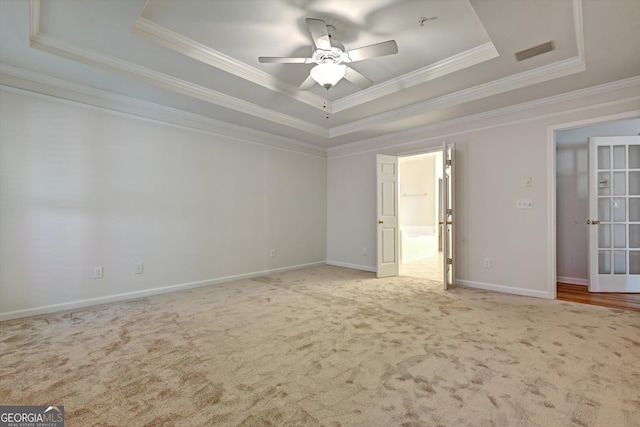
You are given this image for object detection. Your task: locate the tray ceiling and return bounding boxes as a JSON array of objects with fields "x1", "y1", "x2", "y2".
[{"x1": 1, "y1": 0, "x2": 639, "y2": 151}]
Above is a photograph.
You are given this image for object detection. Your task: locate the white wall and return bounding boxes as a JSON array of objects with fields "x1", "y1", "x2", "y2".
[
  {"x1": 327, "y1": 84, "x2": 640, "y2": 298},
  {"x1": 555, "y1": 118, "x2": 640, "y2": 285},
  {"x1": 399, "y1": 155, "x2": 436, "y2": 230},
  {"x1": 326, "y1": 152, "x2": 377, "y2": 271},
  {"x1": 0, "y1": 88, "x2": 327, "y2": 319},
  {"x1": 2, "y1": 81, "x2": 638, "y2": 318}
]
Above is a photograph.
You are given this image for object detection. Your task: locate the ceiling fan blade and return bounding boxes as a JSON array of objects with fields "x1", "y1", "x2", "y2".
[
  {"x1": 347, "y1": 40, "x2": 398, "y2": 62},
  {"x1": 344, "y1": 66, "x2": 373, "y2": 89},
  {"x1": 259, "y1": 57, "x2": 311, "y2": 64},
  {"x1": 299, "y1": 75, "x2": 316, "y2": 90},
  {"x1": 306, "y1": 18, "x2": 331, "y2": 50}
]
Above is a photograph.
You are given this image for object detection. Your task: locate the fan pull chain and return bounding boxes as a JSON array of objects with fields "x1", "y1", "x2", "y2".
[{"x1": 324, "y1": 89, "x2": 329, "y2": 119}]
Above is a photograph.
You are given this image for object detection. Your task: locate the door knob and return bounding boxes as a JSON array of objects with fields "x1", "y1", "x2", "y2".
[{"x1": 378, "y1": 220, "x2": 384, "y2": 224}]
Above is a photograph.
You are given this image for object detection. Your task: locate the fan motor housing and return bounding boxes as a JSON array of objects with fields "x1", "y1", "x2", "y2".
[{"x1": 312, "y1": 47, "x2": 349, "y2": 65}]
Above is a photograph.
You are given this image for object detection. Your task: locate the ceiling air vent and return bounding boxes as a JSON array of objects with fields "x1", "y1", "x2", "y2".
[{"x1": 514, "y1": 41, "x2": 554, "y2": 61}]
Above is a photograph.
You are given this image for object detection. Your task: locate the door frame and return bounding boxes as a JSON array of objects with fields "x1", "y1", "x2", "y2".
[
  {"x1": 548, "y1": 110, "x2": 640, "y2": 299},
  {"x1": 395, "y1": 145, "x2": 450, "y2": 282}
]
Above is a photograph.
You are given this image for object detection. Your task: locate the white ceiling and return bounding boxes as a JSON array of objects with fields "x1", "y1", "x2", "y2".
[{"x1": 1, "y1": 0, "x2": 639, "y2": 151}]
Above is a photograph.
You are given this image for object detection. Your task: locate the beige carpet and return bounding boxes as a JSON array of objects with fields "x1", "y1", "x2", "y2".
[{"x1": 1, "y1": 266, "x2": 639, "y2": 426}]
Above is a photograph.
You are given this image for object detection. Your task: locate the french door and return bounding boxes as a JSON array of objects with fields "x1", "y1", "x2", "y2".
[
  {"x1": 376, "y1": 144, "x2": 455, "y2": 288},
  {"x1": 588, "y1": 136, "x2": 640, "y2": 292},
  {"x1": 441, "y1": 143, "x2": 455, "y2": 289}
]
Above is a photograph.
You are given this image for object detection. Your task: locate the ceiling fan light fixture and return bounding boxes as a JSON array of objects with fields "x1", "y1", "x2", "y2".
[
  {"x1": 259, "y1": 18, "x2": 397, "y2": 91},
  {"x1": 310, "y1": 63, "x2": 347, "y2": 89}
]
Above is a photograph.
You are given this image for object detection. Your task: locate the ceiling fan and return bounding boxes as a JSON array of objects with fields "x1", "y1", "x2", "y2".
[{"x1": 259, "y1": 18, "x2": 398, "y2": 91}]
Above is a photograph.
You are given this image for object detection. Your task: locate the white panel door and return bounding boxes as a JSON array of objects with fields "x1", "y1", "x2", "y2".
[
  {"x1": 442, "y1": 142, "x2": 455, "y2": 290},
  {"x1": 588, "y1": 136, "x2": 640, "y2": 292},
  {"x1": 377, "y1": 154, "x2": 399, "y2": 278}
]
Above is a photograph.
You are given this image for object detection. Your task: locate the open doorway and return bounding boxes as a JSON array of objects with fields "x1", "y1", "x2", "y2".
[
  {"x1": 554, "y1": 116, "x2": 640, "y2": 308},
  {"x1": 398, "y1": 151, "x2": 443, "y2": 281}
]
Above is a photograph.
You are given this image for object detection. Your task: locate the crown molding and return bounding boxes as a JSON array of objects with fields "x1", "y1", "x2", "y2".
[
  {"x1": 25, "y1": 0, "x2": 590, "y2": 141},
  {"x1": 28, "y1": 1, "x2": 327, "y2": 138},
  {"x1": 28, "y1": 0, "x2": 40, "y2": 38},
  {"x1": 132, "y1": 17, "x2": 324, "y2": 111},
  {"x1": 327, "y1": 76, "x2": 640, "y2": 158},
  {"x1": 332, "y1": 42, "x2": 499, "y2": 113},
  {"x1": 327, "y1": 0, "x2": 585, "y2": 133},
  {"x1": 573, "y1": 0, "x2": 585, "y2": 60},
  {"x1": 0, "y1": 64, "x2": 328, "y2": 158},
  {"x1": 330, "y1": 96, "x2": 640, "y2": 159},
  {"x1": 133, "y1": 15, "x2": 499, "y2": 115},
  {"x1": 129, "y1": 2, "x2": 581, "y2": 116},
  {"x1": 330, "y1": 55, "x2": 586, "y2": 138}
]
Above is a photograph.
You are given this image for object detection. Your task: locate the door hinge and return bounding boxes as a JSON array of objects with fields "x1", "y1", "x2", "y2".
[
  {"x1": 446, "y1": 208, "x2": 453, "y2": 216},
  {"x1": 447, "y1": 258, "x2": 453, "y2": 265},
  {"x1": 446, "y1": 159, "x2": 452, "y2": 166}
]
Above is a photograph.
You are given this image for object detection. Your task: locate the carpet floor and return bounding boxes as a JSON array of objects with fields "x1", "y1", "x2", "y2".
[{"x1": 1, "y1": 266, "x2": 639, "y2": 426}]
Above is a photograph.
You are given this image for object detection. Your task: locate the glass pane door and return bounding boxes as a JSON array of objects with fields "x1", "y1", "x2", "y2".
[{"x1": 589, "y1": 136, "x2": 640, "y2": 292}]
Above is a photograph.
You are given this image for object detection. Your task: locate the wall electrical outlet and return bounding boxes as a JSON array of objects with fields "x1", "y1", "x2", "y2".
[
  {"x1": 362, "y1": 247, "x2": 367, "y2": 256},
  {"x1": 270, "y1": 249, "x2": 276, "y2": 258},
  {"x1": 484, "y1": 258, "x2": 491, "y2": 269},
  {"x1": 93, "y1": 266, "x2": 103, "y2": 279},
  {"x1": 135, "y1": 263, "x2": 144, "y2": 274}
]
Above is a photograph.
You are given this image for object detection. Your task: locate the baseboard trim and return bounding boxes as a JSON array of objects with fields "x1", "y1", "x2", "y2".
[
  {"x1": 0, "y1": 261, "x2": 326, "y2": 322},
  {"x1": 326, "y1": 260, "x2": 376, "y2": 273},
  {"x1": 455, "y1": 279, "x2": 552, "y2": 299},
  {"x1": 557, "y1": 276, "x2": 589, "y2": 286}
]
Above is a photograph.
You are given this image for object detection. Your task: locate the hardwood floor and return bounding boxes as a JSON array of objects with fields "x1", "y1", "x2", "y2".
[{"x1": 557, "y1": 283, "x2": 640, "y2": 312}]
